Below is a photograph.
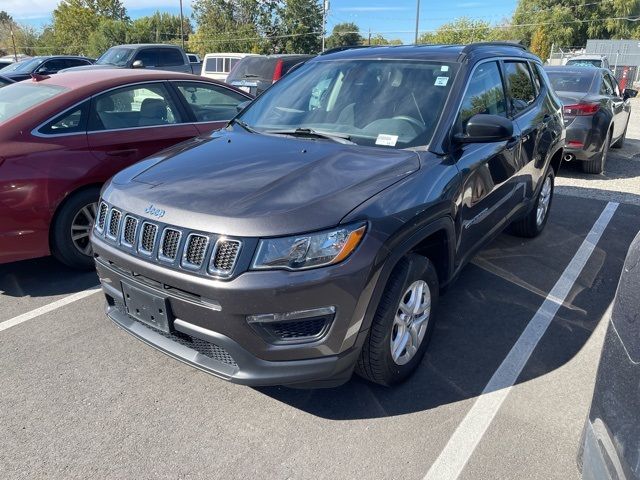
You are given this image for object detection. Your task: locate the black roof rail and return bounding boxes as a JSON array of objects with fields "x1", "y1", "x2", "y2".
[
  {"x1": 461, "y1": 41, "x2": 527, "y2": 54},
  {"x1": 320, "y1": 45, "x2": 373, "y2": 55}
]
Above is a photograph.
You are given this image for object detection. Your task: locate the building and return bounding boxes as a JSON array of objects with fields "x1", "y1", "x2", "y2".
[{"x1": 586, "y1": 39, "x2": 640, "y2": 87}]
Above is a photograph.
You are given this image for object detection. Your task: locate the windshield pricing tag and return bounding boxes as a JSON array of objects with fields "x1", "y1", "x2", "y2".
[
  {"x1": 376, "y1": 134, "x2": 399, "y2": 146},
  {"x1": 435, "y1": 76, "x2": 449, "y2": 86}
]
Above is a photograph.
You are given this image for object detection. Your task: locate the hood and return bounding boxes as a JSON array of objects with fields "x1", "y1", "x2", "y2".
[
  {"x1": 104, "y1": 129, "x2": 420, "y2": 237},
  {"x1": 62, "y1": 64, "x2": 119, "y2": 72},
  {"x1": 3, "y1": 72, "x2": 30, "y2": 81}
]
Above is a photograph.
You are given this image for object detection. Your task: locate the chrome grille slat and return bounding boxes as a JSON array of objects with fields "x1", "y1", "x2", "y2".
[
  {"x1": 121, "y1": 216, "x2": 138, "y2": 247},
  {"x1": 96, "y1": 202, "x2": 108, "y2": 232},
  {"x1": 210, "y1": 239, "x2": 241, "y2": 276},
  {"x1": 182, "y1": 234, "x2": 209, "y2": 269},
  {"x1": 138, "y1": 222, "x2": 158, "y2": 255},
  {"x1": 159, "y1": 228, "x2": 181, "y2": 262},
  {"x1": 107, "y1": 209, "x2": 122, "y2": 239}
]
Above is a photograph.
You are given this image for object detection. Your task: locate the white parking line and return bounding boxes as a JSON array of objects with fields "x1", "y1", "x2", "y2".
[
  {"x1": 0, "y1": 288, "x2": 101, "y2": 333},
  {"x1": 424, "y1": 201, "x2": 619, "y2": 480}
]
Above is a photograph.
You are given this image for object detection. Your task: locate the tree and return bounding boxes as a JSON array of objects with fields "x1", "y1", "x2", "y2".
[
  {"x1": 369, "y1": 34, "x2": 402, "y2": 46},
  {"x1": 418, "y1": 17, "x2": 496, "y2": 45},
  {"x1": 49, "y1": 0, "x2": 128, "y2": 55},
  {"x1": 326, "y1": 22, "x2": 362, "y2": 49},
  {"x1": 278, "y1": 0, "x2": 322, "y2": 53},
  {"x1": 88, "y1": 20, "x2": 128, "y2": 56},
  {"x1": 129, "y1": 12, "x2": 193, "y2": 45}
]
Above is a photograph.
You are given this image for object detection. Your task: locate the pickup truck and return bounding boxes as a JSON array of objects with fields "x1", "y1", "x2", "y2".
[{"x1": 63, "y1": 44, "x2": 198, "y2": 74}]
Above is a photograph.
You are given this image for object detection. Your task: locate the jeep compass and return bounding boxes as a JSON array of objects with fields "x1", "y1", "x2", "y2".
[{"x1": 91, "y1": 43, "x2": 565, "y2": 387}]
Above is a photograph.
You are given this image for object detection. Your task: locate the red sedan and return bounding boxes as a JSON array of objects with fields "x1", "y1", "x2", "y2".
[{"x1": 0, "y1": 69, "x2": 252, "y2": 268}]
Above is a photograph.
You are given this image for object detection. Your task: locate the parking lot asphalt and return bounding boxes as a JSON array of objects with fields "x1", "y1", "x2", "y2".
[{"x1": 3, "y1": 106, "x2": 640, "y2": 479}]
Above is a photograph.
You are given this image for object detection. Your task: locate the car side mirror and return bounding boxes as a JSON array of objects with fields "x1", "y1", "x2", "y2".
[
  {"x1": 236, "y1": 100, "x2": 251, "y2": 113},
  {"x1": 454, "y1": 114, "x2": 514, "y2": 144},
  {"x1": 132, "y1": 60, "x2": 144, "y2": 69},
  {"x1": 624, "y1": 88, "x2": 638, "y2": 100},
  {"x1": 36, "y1": 66, "x2": 50, "y2": 74}
]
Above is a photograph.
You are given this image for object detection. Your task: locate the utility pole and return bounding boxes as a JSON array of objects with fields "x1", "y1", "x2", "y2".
[
  {"x1": 9, "y1": 22, "x2": 18, "y2": 62},
  {"x1": 179, "y1": 0, "x2": 185, "y2": 51},
  {"x1": 322, "y1": 0, "x2": 329, "y2": 52},
  {"x1": 414, "y1": 0, "x2": 421, "y2": 44},
  {"x1": 368, "y1": 28, "x2": 371, "y2": 46}
]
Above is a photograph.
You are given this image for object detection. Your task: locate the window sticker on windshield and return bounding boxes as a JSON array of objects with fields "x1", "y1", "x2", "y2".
[
  {"x1": 435, "y1": 76, "x2": 449, "y2": 86},
  {"x1": 441, "y1": 65, "x2": 449, "y2": 72},
  {"x1": 376, "y1": 134, "x2": 399, "y2": 147}
]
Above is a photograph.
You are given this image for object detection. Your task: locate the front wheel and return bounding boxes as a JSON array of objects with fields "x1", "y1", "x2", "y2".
[
  {"x1": 510, "y1": 168, "x2": 554, "y2": 238},
  {"x1": 51, "y1": 187, "x2": 101, "y2": 270},
  {"x1": 356, "y1": 254, "x2": 439, "y2": 386}
]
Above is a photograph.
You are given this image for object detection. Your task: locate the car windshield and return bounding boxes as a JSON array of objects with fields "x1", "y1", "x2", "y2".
[
  {"x1": 237, "y1": 59, "x2": 458, "y2": 149},
  {"x1": 566, "y1": 59, "x2": 602, "y2": 68},
  {"x1": 0, "y1": 83, "x2": 67, "y2": 123},
  {"x1": 0, "y1": 57, "x2": 45, "y2": 73},
  {"x1": 96, "y1": 47, "x2": 134, "y2": 66},
  {"x1": 546, "y1": 70, "x2": 596, "y2": 93}
]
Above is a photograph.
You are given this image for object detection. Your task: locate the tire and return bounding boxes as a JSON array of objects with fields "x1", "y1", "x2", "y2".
[
  {"x1": 582, "y1": 130, "x2": 611, "y2": 174},
  {"x1": 356, "y1": 254, "x2": 439, "y2": 386},
  {"x1": 510, "y1": 168, "x2": 554, "y2": 238},
  {"x1": 51, "y1": 187, "x2": 101, "y2": 270},
  {"x1": 612, "y1": 123, "x2": 627, "y2": 149}
]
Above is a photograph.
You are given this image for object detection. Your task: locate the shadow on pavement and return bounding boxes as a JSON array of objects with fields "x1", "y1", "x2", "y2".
[
  {"x1": 257, "y1": 198, "x2": 640, "y2": 420},
  {"x1": 0, "y1": 256, "x2": 98, "y2": 298}
]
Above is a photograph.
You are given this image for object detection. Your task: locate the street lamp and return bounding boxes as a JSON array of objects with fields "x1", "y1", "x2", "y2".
[
  {"x1": 179, "y1": 0, "x2": 185, "y2": 51},
  {"x1": 414, "y1": 0, "x2": 421, "y2": 44}
]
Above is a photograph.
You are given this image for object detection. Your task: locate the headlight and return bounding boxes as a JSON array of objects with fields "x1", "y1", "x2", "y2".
[{"x1": 252, "y1": 223, "x2": 366, "y2": 270}]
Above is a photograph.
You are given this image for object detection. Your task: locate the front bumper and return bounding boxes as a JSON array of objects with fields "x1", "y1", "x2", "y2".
[{"x1": 92, "y1": 233, "x2": 381, "y2": 387}]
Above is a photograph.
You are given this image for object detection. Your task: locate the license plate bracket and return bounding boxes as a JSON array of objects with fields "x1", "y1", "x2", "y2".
[{"x1": 122, "y1": 282, "x2": 171, "y2": 333}]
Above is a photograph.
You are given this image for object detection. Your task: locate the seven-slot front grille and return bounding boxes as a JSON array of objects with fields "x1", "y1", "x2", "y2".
[
  {"x1": 139, "y1": 222, "x2": 158, "y2": 254},
  {"x1": 121, "y1": 216, "x2": 138, "y2": 247},
  {"x1": 107, "y1": 209, "x2": 122, "y2": 238},
  {"x1": 183, "y1": 234, "x2": 209, "y2": 268},
  {"x1": 96, "y1": 202, "x2": 242, "y2": 278},
  {"x1": 159, "y1": 228, "x2": 181, "y2": 261},
  {"x1": 210, "y1": 240, "x2": 241, "y2": 275}
]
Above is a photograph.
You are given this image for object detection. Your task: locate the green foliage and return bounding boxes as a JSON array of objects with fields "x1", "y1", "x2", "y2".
[
  {"x1": 128, "y1": 12, "x2": 193, "y2": 45},
  {"x1": 326, "y1": 22, "x2": 362, "y2": 49},
  {"x1": 369, "y1": 34, "x2": 403, "y2": 46},
  {"x1": 418, "y1": 17, "x2": 504, "y2": 45}
]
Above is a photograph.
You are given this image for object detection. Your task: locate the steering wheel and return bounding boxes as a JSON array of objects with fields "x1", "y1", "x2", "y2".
[{"x1": 391, "y1": 115, "x2": 425, "y2": 131}]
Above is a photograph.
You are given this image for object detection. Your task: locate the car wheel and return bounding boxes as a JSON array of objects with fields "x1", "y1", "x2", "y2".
[
  {"x1": 582, "y1": 130, "x2": 611, "y2": 174},
  {"x1": 612, "y1": 124, "x2": 627, "y2": 149},
  {"x1": 510, "y1": 168, "x2": 554, "y2": 238},
  {"x1": 356, "y1": 254, "x2": 439, "y2": 386},
  {"x1": 51, "y1": 187, "x2": 100, "y2": 270}
]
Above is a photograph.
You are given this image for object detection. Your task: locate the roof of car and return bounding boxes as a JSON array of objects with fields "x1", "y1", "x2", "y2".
[
  {"x1": 112, "y1": 44, "x2": 184, "y2": 49},
  {"x1": 568, "y1": 54, "x2": 606, "y2": 60},
  {"x1": 315, "y1": 42, "x2": 538, "y2": 63},
  {"x1": 545, "y1": 66, "x2": 603, "y2": 76}
]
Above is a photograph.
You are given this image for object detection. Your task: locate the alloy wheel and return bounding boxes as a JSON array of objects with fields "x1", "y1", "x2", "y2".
[
  {"x1": 70, "y1": 202, "x2": 97, "y2": 256},
  {"x1": 390, "y1": 280, "x2": 431, "y2": 365},
  {"x1": 536, "y1": 175, "x2": 552, "y2": 228}
]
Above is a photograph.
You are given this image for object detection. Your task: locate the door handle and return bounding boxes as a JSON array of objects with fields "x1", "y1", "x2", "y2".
[
  {"x1": 506, "y1": 137, "x2": 519, "y2": 150},
  {"x1": 106, "y1": 149, "x2": 137, "y2": 157}
]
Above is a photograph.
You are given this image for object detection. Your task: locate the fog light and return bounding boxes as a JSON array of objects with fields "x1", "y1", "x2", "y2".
[{"x1": 247, "y1": 306, "x2": 335, "y2": 344}]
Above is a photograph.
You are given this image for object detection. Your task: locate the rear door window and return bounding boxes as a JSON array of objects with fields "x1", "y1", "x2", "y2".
[
  {"x1": 503, "y1": 61, "x2": 537, "y2": 115},
  {"x1": 89, "y1": 83, "x2": 181, "y2": 131},
  {"x1": 64, "y1": 58, "x2": 91, "y2": 69},
  {"x1": 458, "y1": 61, "x2": 507, "y2": 125},
  {"x1": 174, "y1": 81, "x2": 248, "y2": 122}
]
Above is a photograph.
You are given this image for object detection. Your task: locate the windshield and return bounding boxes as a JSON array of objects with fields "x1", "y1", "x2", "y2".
[
  {"x1": 0, "y1": 57, "x2": 45, "y2": 73},
  {"x1": 237, "y1": 59, "x2": 458, "y2": 149},
  {"x1": 566, "y1": 59, "x2": 602, "y2": 68},
  {"x1": 0, "y1": 83, "x2": 67, "y2": 123},
  {"x1": 96, "y1": 47, "x2": 134, "y2": 66},
  {"x1": 546, "y1": 70, "x2": 596, "y2": 93}
]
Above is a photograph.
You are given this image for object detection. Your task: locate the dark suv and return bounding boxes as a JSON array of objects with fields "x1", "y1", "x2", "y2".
[
  {"x1": 226, "y1": 54, "x2": 313, "y2": 95},
  {"x1": 92, "y1": 43, "x2": 565, "y2": 388}
]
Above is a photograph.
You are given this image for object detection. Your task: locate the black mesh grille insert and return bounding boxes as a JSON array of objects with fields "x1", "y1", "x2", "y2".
[
  {"x1": 122, "y1": 216, "x2": 138, "y2": 246},
  {"x1": 267, "y1": 317, "x2": 328, "y2": 340},
  {"x1": 184, "y1": 235, "x2": 208, "y2": 267},
  {"x1": 113, "y1": 299, "x2": 237, "y2": 367},
  {"x1": 140, "y1": 223, "x2": 157, "y2": 253},
  {"x1": 212, "y1": 240, "x2": 241, "y2": 273},
  {"x1": 108, "y1": 210, "x2": 121, "y2": 238},
  {"x1": 97, "y1": 202, "x2": 108, "y2": 231},
  {"x1": 160, "y1": 229, "x2": 181, "y2": 260}
]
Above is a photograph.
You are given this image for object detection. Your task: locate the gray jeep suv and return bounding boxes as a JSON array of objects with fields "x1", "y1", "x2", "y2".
[{"x1": 91, "y1": 43, "x2": 565, "y2": 388}]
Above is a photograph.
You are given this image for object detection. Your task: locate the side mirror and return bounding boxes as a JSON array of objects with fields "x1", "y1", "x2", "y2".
[
  {"x1": 624, "y1": 88, "x2": 638, "y2": 100},
  {"x1": 236, "y1": 100, "x2": 251, "y2": 113},
  {"x1": 36, "y1": 66, "x2": 50, "y2": 74},
  {"x1": 132, "y1": 60, "x2": 144, "y2": 69},
  {"x1": 454, "y1": 114, "x2": 514, "y2": 144}
]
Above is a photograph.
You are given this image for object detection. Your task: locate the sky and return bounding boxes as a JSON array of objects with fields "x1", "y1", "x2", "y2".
[{"x1": 8, "y1": 0, "x2": 519, "y2": 44}]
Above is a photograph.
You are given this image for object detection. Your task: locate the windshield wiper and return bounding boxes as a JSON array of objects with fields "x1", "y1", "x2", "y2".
[
  {"x1": 266, "y1": 128, "x2": 355, "y2": 145},
  {"x1": 227, "y1": 117, "x2": 258, "y2": 133}
]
